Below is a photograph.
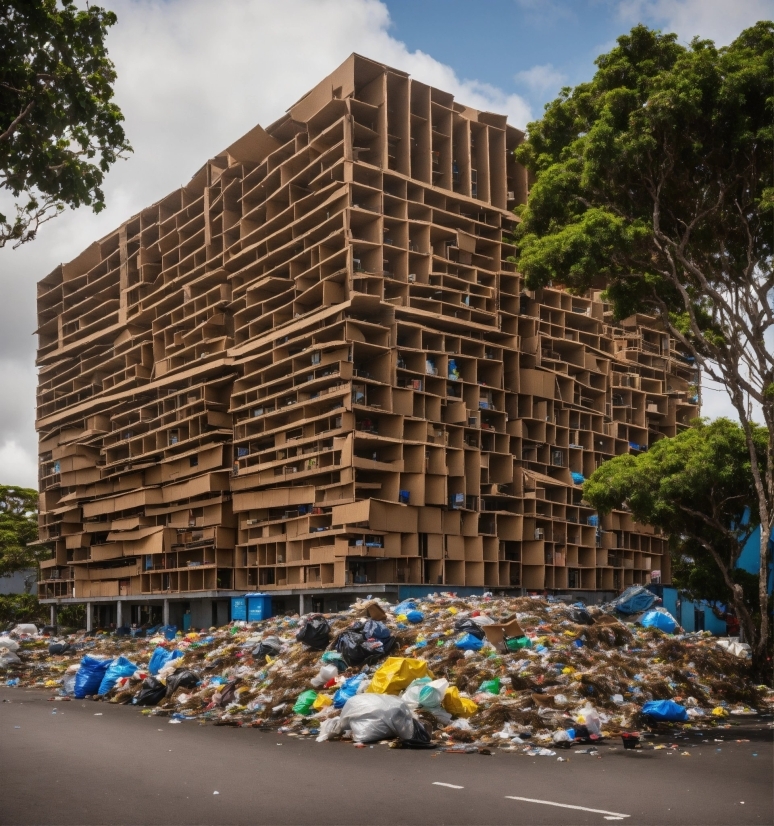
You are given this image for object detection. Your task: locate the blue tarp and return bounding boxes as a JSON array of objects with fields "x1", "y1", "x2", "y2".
[
  {"x1": 613, "y1": 585, "x2": 657, "y2": 615},
  {"x1": 642, "y1": 700, "x2": 688, "y2": 722},
  {"x1": 641, "y1": 609, "x2": 677, "y2": 633},
  {"x1": 405, "y1": 610, "x2": 424, "y2": 623},
  {"x1": 148, "y1": 646, "x2": 183, "y2": 675}
]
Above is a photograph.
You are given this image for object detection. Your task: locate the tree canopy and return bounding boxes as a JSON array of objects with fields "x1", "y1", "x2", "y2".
[
  {"x1": 0, "y1": 0, "x2": 130, "y2": 247},
  {"x1": 584, "y1": 418, "x2": 768, "y2": 654},
  {"x1": 514, "y1": 21, "x2": 773, "y2": 662},
  {"x1": 0, "y1": 484, "x2": 42, "y2": 579}
]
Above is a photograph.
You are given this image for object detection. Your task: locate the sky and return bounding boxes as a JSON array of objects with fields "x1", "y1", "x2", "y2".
[{"x1": 0, "y1": 0, "x2": 769, "y2": 489}]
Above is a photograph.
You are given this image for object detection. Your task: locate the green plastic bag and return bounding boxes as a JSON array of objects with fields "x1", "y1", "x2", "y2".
[
  {"x1": 293, "y1": 689, "x2": 318, "y2": 715},
  {"x1": 506, "y1": 636, "x2": 532, "y2": 651},
  {"x1": 479, "y1": 677, "x2": 501, "y2": 695}
]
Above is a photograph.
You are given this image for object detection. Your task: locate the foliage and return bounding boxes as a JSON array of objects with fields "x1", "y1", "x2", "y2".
[
  {"x1": 514, "y1": 21, "x2": 773, "y2": 662},
  {"x1": 0, "y1": 0, "x2": 131, "y2": 247},
  {"x1": 0, "y1": 592, "x2": 47, "y2": 626},
  {"x1": 584, "y1": 419, "x2": 768, "y2": 650},
  {"x1": 56, "y1": 601, "x2": 85, "y2": 629},
  {"x1": 0, "y1": 484, "x2": 45, "y2": 578}
]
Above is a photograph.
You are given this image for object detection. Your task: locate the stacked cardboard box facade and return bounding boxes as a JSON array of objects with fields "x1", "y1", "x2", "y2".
[{"x1": 36, "y1": 55, "x2": 700, "y2": 604}]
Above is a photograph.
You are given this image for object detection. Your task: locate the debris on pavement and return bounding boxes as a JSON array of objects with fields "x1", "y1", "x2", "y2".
[{"x1": 2, "y1": 593, "x2": 771, "y2": 754}]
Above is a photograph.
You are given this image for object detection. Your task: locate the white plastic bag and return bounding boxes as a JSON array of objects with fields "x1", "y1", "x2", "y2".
[
  {"x1": 0, "y1": 637, "x2": 20, "y2": 652},
  {"x1": 11, "y1": 624, "x2": 38, "y2": 637},
  {"x1": 575, "y1": 704, "x2": 601, "y2": 736},
  {"x1": 0, "y1": 649, "x2": 21, "y2": 667},
  {"x1": 326, "y1": 694, "x2": 416, "y2": 743},
  {"x1": 310, "y1": 664, "x2": 339, "y2": 688}
]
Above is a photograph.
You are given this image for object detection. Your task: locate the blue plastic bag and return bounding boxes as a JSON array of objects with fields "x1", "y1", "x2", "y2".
[
  {"x1": 158, "y1": 625, "x2": 178, "y2": 641},
  {"x1": 334, "y1": 674, "x2": 366, "y2": 708},
  {"x1": 642, "y1": 700, "x2": 688, "y2": 722},
  {"x1": 98, "y1": 656, "x2": 137, "y2": 695},
  {"x1": 394, "y1": 600, "x2": 417, "y2": 615},
  {"x1": 363, "y1": 619, "x2": 391, "y2": 640},
  {"x1": 148, "y1": 647, "x2": 182, "y2": 675},
  {"x1": 406, "y1": 610, "x2": 424, "y2": 624},
  {"x1": 455, "y1": 633, "x2": 484, "y2": 651},
  {"x1": 641, "y1": 609, "x2": 677, "y2": 634},
  {"x1": 612, "y1": 585, "x2": 657, "y2": 615},
  {"x1": 73, "y1": 656, "x2": 111, "y2": 699}
]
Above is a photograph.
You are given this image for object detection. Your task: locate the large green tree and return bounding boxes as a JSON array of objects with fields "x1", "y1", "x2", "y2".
[
  {"x1": 0, "y1": 0, "x2": 130, "y2": 247},
  {"x1": 0, "y1": 485, "x2": 41, "y2": 581},
  {"x1": 584, "y1": 419, "x2": 769, "y2": 662},
  {"x1": 513, "y1": 23, "x2": 773, "y2": 662}
]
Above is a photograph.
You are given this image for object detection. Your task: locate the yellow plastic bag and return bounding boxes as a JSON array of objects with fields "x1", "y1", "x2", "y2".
[
  {"x1": 313, "y1": 694, "x2": 333, "y2": 709},
  {"x1": 712, "y1": 706, "x2": 729, "y2": 717},
  {"x1": 366, "y1": 657, "x2": 433, "y2": 694},
  {"x1": 442, "y1": 686, "x2": 478, "y2": 718}
]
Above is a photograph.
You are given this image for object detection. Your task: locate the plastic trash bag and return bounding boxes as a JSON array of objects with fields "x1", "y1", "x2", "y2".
[
  {"x1": 455, "y1": 633, "x2": 484, "y2": 651},
  {"x1": 479, "y1": 677, "x2": 501, "y2": 695},
  {"x1": 11, "y1": 624, "x2": 38, "y2": 636},
  {"x1": 73, "y1": 656, "x2": 111, "y2": 698},
  {"x1": 148, "y1": 646, "x2": 182, "y2": 676},
  {"x1": 62, "y1": 665, "x2": 78, "y2": 695},
  {"x1": 321, "y1": 651, "x2": 348, "y2": 671},
  {"x1": 575, "y1": 704, "x2": 602, "y2": 735},
  {"x1": 334, "y1": 673, "x2": 367, "y2": 708},
  {"x1": 454, "y1": 618, "x2": 485, "y2": 640},
  {"x1": 366, "y1": 657, "x2": 433, "y2": 695},
  {"x1": 293, "y1": 689, "x2": 318, "y2": 715},
  {"x1": 505, "y1": 636, "x2": 531, "y2": 651},
  {"x1": 612, "y1": 585, "x2": 656, "y2": 615},
  {"x1": 98, "y1": 656, "x2": 138, "y2": 695},
  {"x1": 48, "y1": 642, "x2": 71, "y2": 656},
  {"x1": 405, "y1": 610, "x2": 424, "y2": 624},
  {"x1": 571, "y1": 608, "x2": 595, "y2": 625},
  {"x1": 324, "y1": 694, "x2": 417, "y2": 743},
  {"x1": 640, "y1": 609, "x2": 677, "y2": 633},
  {"x1": 296, "y1": 615, "x2": 330, "y2": 649},
  {"x1": 0, "y1": 637, "x2": 20, "y2": 652},
  {"x1": 165, "y1": 668, "x2": 200, "y2": 697},
  {"x1": 362, "y1": 619, "x2": 391, "y2": 640},
  {"x1": 402, "y1": 677, "x2": 449, "y2": 709},
  {"x1": 642, "y1": 700, "x2": 688, "y2": 722},
  {"x1": 134, "y1": 676, "x2": 167, "y2": 706},
  {"x1": 442, "y1": 686, "x2": 478, "y2": 718},
  {"x1": 313, "y1": 694, "x2": 332, "y2": 710},
  {"x1": 335, "y1": 630, "x2": 395, "y2": 667},
  {"x1": 252, "y1": 635, "x2": 282, "y2": 660},
  {"x1": 0, "y1": 649, "x2": 21, "y2": 667},
  {"x1": 310, "y1": 664, "x2": 339, "y2": 688}
]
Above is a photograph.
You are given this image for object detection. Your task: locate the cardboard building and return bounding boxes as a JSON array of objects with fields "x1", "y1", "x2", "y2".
[{"x1": 35, "y1": 55, "x2": 700, "y2": 627}]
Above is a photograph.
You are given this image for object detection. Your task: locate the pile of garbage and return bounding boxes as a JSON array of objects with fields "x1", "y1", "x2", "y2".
[{"x1": 2, "y1": 593, "x2": 771, "y2": 751}]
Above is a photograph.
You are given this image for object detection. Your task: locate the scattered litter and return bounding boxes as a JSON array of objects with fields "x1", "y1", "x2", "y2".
[{"x1": 0, "y1": 593, "x2": 768, "y2": 756}]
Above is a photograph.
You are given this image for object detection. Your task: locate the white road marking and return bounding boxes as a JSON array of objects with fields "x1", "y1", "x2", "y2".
[
  {"x1": 505, "y1": 796, "x2": 630, "y2": 818},
  {"x1": 433, "y1": 782, "x2": 464, "y2": 789}
]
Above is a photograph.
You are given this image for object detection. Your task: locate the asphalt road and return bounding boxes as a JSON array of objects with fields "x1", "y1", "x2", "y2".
[{"x1": 1, "y1": 687, "x2": 771, "y2": 826}]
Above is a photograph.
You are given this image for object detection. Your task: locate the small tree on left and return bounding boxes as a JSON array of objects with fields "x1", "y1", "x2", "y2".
[
  {"x1": 0, "y1": 0, "x2": 131, "y2": 247},
  {"x1": 0, "y1": 485, "x2": 42, "y2": 579}
]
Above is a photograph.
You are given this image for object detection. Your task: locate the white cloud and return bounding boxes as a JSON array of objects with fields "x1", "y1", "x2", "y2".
[
  {"x1": 514, "y1": 63, "x2": 568, "y2": 97},
  {"x1": 0, "y1": 441, "x2": 38, "y2": 490},
  {"x1": 617, "y1": 0, "x2": 771, "y2": 45},
  {"x1": 0, "y1": 0, "x2": 532, "y2": 489}
]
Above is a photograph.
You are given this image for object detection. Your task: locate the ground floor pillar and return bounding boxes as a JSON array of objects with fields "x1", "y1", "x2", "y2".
[
  {"x1": 163, "y1": 599, "x2": 170, "y2": 626},
  {"x1": 116, "y1": 600, "x2": 123, "y2": 628},
  {"x1": 50, "y1": 604, "x2": 56, "y2": 626},
  {"x1": 86, "y1": 602, "x2": 92, "y2": 632}
]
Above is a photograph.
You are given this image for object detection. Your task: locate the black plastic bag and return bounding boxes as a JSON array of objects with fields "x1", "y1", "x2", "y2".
[
  {"x1": 571, "y1": 608, "x2": 595, "y2": 626},
  {"x1": 166, "y1": 668, "x2": 200, "y2": 697},
  {"x1": 335, "y1": 630, "x2": 397, "y2": 667},
  {"x1": 135, "y1": 676, "x2": 166, "y2": 706},
  {"x1": 296, "y1": 615, "x2": 330, "y2": 650},
  {"x1": 454, "y1": 618, "x2": 485, "y2": 639},
  {"x1": 252, "y1": 635, "x2": 281, "y2": 660},
  {"x1": 48, "y1": 642, "x2": 71, "y2": 656},
  {"x1": 402, "y1": 718, "x2": 435, "y2": 749}
]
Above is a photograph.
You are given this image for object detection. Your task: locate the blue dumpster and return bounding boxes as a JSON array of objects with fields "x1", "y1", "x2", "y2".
[
  {"x1": 246, "y1": 593, "x2": 272, "y2": 622},
  {"x1": 231, "y1": 597, "x2": 247, "y2": 621}
]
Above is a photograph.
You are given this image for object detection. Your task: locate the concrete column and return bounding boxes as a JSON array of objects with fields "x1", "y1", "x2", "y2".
[
  {"x1": 163, "y1": 599, "x2": 170, "y2": 626},
  {"x1": 50, "y1": 604, "x2": 56, "y2": 627},
  {"x1": 116, "y1": 600, "x2": 123, "y2": 628},
  {"x1": 299, "y1": 593, "x2": 306, "y2": 616},
  {"x1": 86, "y1": 602, "x2": 92, "y2": 632}
]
